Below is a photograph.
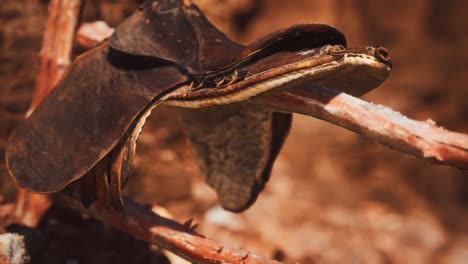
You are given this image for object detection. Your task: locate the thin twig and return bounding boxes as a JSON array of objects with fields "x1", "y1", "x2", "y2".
[
  {"x1": 91, "y1": 199, "x2": 280, "y2": 264},
  {"x1": 254, "y1": 85, "x2": 468, "y2": 170}
]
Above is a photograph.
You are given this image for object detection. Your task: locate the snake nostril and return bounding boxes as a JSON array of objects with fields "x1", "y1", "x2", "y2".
[{"x1": 375, "y1": 46, "x2": 390, "y2": 62}]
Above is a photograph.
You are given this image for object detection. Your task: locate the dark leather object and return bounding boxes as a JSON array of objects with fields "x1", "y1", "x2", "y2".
[{"x1": 6, "y1": 0, "x2": 349, "y2": 212}]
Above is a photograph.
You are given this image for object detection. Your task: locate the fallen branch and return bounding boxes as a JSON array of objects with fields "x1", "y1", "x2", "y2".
[
  {"x1": 254, "y1": 85, "x2": 468, "y2": 170},
  {"x1": 91, "y1": 199, "x2": 280, "y2": 264}
]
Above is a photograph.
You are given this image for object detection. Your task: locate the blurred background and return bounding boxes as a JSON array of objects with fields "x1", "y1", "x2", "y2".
[{"x1": 1, "y1": 0, "x2": 467, "y2": 263}]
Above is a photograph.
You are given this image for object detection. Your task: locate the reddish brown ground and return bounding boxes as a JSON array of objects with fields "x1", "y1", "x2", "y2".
[{"x1": 1, "y1": 0, "x2": 467, "y2": 263}]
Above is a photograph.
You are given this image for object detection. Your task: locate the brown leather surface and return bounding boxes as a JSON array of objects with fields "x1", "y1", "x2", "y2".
[
  {"x1": 109, "y1": 0, "x2": 346, "y2": 73},
  {"x1": 174, "y1": 104, "x2": 291, "y2": 212},
  {"x1": 6, "y1": 43, "x2": 188, "y2": 193}
]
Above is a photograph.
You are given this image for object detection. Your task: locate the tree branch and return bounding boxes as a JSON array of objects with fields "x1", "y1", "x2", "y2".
[
  {"x1": 27, "y1": 0, "x2": 82, "y2": 117},
  {"x1": 254, "y1": 86, "x2": 468, "y2": 170},
  {"x1": 91, "y1": 199, "x2": 280, "y2": 264}
]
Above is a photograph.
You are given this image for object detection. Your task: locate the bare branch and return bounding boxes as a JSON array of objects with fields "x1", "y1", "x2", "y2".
[
  {"x1": 90, "y1": 198, "x2": 280, "y2": 264},
  {"x1": 254, "y1": 86, "x2": 468, "y2": 170},
  {"x1": 27, "y1": 0, "x2": 83, "y2": 117},
  {"x1": 13, "y1": 189, "x2": 51, "y2": 228}
]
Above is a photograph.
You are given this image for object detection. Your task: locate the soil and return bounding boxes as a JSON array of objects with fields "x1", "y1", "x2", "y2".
[{"x1": 1, "y1": 0, "x2": 467, "y2": 263}]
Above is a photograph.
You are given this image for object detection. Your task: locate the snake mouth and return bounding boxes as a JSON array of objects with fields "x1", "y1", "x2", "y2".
[{"x1": 164, "y1": 45, "x2": 392, "y2": 108}]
